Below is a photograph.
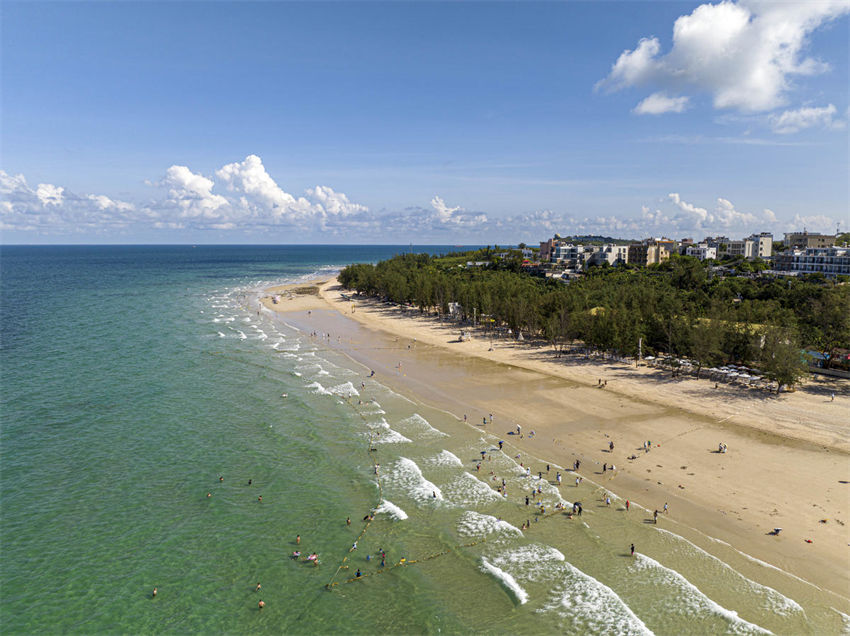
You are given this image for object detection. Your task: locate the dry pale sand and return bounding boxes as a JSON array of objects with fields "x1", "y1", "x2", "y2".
[{"x1": 260, "y1": 279, "x2": 850, "y2": 601}]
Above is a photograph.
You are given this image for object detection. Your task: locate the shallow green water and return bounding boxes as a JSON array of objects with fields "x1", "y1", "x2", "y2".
[{"x1": 1, "y1": 246, "x2": 847, "y2": 634}]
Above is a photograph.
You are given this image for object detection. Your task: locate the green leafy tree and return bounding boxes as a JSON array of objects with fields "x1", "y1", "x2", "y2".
[{"x1": 759, "y1": 324, "x2": 807, "y2": 393}]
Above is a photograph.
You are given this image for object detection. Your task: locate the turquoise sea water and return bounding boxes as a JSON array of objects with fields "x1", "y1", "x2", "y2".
[{"x1": 1, "y1": 246, "x2": 848, "y2": 634}]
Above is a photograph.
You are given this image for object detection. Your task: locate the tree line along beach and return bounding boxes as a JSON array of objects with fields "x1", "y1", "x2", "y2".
[{"x1": 261, "y1": 269, "x2": 849, "y2": 604}]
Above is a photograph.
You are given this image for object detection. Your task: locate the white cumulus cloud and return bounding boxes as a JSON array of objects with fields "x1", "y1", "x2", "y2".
[
  {"x1": 598, "y1": 0, "x2": 850, "y2": 114},
  {"x1": 428, "y1": 196, "x2": 488, "y2": 227},
  {"x1": 769, "y1": 104, "x2": 842, "y2": 133},
  {"x1": 161, "y1": 165, "x2": 228, "y2": 218},
  {"x1": 306, "y1": 185, "x2": 368, "y2": 216},
  {"x1": 215, "y1": 154, "x2": 314, "y2": 221},
  {"x1": 0, "y1": 170, "x2": 136, "y2": 232},
  {"x1": 633, "y1": 92, "x2": 690, "y2": 115}
]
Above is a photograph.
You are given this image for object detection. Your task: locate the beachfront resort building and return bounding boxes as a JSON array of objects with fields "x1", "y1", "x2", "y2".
[
  {"x1": 539, "y1": 239, "x2": 630, "y2": 271},
  {"x1": 773, "y1": 246, "x2": 850, "y2": 277}
]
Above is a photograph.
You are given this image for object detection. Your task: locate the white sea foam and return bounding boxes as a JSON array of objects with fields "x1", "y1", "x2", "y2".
[
  {"x1": 426, "y1": 450, "x2": 464, "y2": 468},
  {"x1": 372, "y1": 428, "x2": 412, "y2": 444},
  {"x1": 492, "y1": 544, "x2": 566, "y2": 583},
  {"x1": 399, "y1": 413, "x2": 447, "y2": 437},
  {"x1": 238, "y1": 331, "x2": 247, "y2": 340},
  {"x1": 306, "y1": 381, "x2": 332, "y2": 395},
  {"x1": 374, "y1": 499, "x2": 408, "y2": 520},
  {"x1": 541, "y1": 561, "x2": 652, "y2": 636},
  {"x1": 218, "y1": 331, "x2": 226, "y2": 338},
  {"x1": 633, "y1": 554, "x2": 771, "y2": 634},
  {"x1": 480, "y1": 557, "x2": 529, "y2": 604},
  {"x1": 444, "y1": 472, "x2": 503, "y2": 506},
  {"x1": 655, "y1": 528, "x2": 803, "y2": 615},
  {"x1": 368, "y1": 418, "x2": 411, "y2": 444},
  {"x1": 388, "y1": 457, "x2": 443, "y2": 503},
  {"x1": 456, "y1": 511, "x2": 522, "y2": 539},
  {"x1": 330, "y1": 381, "x2": 359, "y2": 397},
  {"x1": 292, "y1": 371, "x2": 302, "y2": 377},
  {"x1": 831, "y1": 607, "x2": 850, "y2": 634}
]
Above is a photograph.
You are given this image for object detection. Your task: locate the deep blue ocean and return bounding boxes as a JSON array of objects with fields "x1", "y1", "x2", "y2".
[{"x1": 1, "y1": 245, "x2": 846, "y2": 634}]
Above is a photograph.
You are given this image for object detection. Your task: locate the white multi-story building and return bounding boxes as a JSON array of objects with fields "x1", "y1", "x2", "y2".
[
  {"x1": 720, "y1": 233, "x2": 773, "y2": 259},
  {"x1": 589, "y1": 244, "x2": 629, "y2": 266},
  {"x1": 773, "y1": 246, "x2": 850, "y2": 277},
  {"x1": 553, "y1": 243, "x2": 596, "y2": 269},
  {"x1": 685, "y1": 243, "x2": 717, "y2": 260},
  {"x1": 748, "y1": 233, "x2": 773, "y2": 259}
]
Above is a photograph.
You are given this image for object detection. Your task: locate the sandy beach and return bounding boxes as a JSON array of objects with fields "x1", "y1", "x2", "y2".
[{"x1": 261, "y1": 279, "x2": 850, "y2": 602}]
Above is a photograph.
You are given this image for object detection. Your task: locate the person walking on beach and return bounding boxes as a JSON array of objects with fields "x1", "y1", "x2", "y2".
[
  {"x1": 664, "y1": 502, "x2": 668, "y2": 514},
  {"x1": 653, "y1": 510, "x2": 659, "y2": 523},
  {"x1": 498, "y1": 440, "x2": 503, "y2": 450},
  {"x1": 625, "y1": 499, "x2": 630, "y2": 511},
  {"x1": 630, "y1": 543, "x2": 635, "y2": 556}
]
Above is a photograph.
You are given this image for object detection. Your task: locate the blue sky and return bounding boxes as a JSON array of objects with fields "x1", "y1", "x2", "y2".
[{"x1": 2, "y1": 1, "x2": 848, "y2": 244}]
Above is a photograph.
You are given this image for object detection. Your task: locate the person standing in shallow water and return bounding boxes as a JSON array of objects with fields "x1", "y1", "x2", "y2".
[{"x1": 630, "y1": 543, "x2": 635, "y2": 556}]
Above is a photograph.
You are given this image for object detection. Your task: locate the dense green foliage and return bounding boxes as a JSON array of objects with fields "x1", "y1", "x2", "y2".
[{"x1": 340, "y1": 251, "x2": 850, "y2": 390}]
